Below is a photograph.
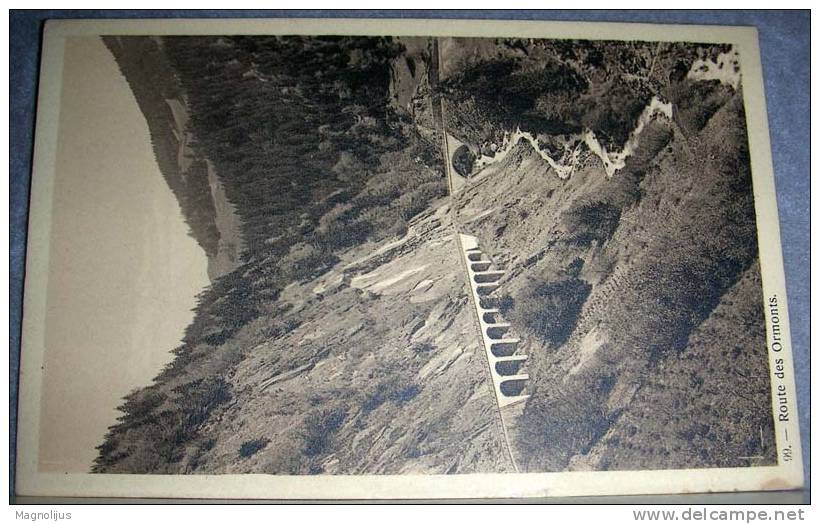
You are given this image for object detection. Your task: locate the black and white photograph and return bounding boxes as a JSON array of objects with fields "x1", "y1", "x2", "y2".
[{"x1": 15, "y1": 18, "x2": 803, "y2": 500}]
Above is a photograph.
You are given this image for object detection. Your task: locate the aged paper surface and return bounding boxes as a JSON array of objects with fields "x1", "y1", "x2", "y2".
[{"x1": 17, "y1": 17, "x2": 803, "y2": 499}]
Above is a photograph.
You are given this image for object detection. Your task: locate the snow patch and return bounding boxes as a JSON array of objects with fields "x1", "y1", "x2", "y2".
[
  {"x1": 474, "y1": 128, "x2": 578, "y2": 179},
  {"x1": 350, "y1": 265, "x2": 428, "y2": 293},
  {"x1": 473, "y1": 96, "x2": 673, "y2": 179},
  {"x1": 343, "y1": 230, "x2": 414, "y2": 271},
  {"x1": 688, "y1": 46, "x2": 741, "y2": 90},
  {"x1": 463, "y1": 207, "x2": 496, "y2": 224},
  {"x1": 413, "y1": 279, "x2": 435, "y2": 292},
  {"x1": 584, "y1": 96, "x2": 674, "y2": 178}
]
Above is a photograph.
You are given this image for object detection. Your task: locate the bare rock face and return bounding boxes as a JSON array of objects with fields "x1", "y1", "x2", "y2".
[
  {"x1": 95, "y1": 35, "x2": 774, "y2": 476},
  {"x1": 95, "y1": 35, "x2": 509, "y2": 475},
  {"x1": 389, "y1": 37, "x2": 439, "y2": 146},
  {"x1": 448, "y1": 75, "x2": 772, "y2": 471},
  {"x1": 193, "y1": 202, "x2": 512, "y2": 474}
]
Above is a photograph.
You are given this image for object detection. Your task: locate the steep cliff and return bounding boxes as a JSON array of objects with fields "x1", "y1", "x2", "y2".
[
  {"x1": 94, "y1": 35, "x2": 775, "y2": 475},
  {"x1": 444, "y1": 38, "x2": 774, "y2": 471},
  {"x1": 94, "y1": 36, "x2": 514, "y2": 474}
]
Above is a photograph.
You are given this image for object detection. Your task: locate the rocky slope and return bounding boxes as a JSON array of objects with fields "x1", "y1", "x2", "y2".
[
  {"x1": 94, "y1": 35, "x2": 775, "y2": 475},
  {"x1": 94, "y1": 36, "x2": 513, "y2": 475},
  {"x1": 445, "y1": 38, "x2": 775, "y2": 471},
  {"x1": 188, "y1": 201, "x2": 511, "y2": 474}
]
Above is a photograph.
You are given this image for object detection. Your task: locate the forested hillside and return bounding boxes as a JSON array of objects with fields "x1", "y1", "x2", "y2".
[
  {"x1": 444, "y1": 38, "x2": 774, "y2": 471},
  {"x1": 94, "y1": 36, "x2": 453, "y2": 473},
  {"x1": 94, "y1": 35, "x2": 774, "y2": 475}
]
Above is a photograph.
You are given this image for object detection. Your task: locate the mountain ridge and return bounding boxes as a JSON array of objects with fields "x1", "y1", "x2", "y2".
[{"x1": 93, "y1": 35, "x2": 775, "y2": 475}]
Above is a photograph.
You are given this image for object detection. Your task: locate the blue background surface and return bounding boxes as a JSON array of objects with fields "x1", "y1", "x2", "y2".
[{"x1": 9, "y1": 10, "x2": 810, "y2": 499}]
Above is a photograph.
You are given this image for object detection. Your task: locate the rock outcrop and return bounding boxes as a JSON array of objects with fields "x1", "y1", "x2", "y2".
[{"x1": 94, "y1": 35, "x2": 775, "y2": 476}]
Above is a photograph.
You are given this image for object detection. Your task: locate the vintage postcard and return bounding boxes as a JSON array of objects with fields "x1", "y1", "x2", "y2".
[{"x1": 16, "y1": 17, "x2": 803, "y2": 499}]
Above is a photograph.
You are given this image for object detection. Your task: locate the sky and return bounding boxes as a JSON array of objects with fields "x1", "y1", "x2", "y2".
[{"x1": 38, "y1": 36, "x2": 210, "y2": 472}]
